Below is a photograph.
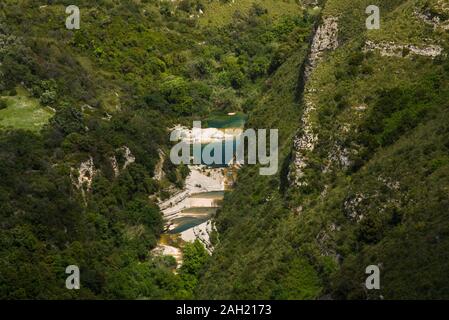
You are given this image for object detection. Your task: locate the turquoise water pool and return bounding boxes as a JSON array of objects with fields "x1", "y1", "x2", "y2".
[{"x1": 169, "y1": 215, "x2": 211, "y2": 234}]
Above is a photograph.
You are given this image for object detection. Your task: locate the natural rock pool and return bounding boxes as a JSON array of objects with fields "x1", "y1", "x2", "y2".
[{"x1": 153, "y1": 114, "x2": 245, "y2": 266}]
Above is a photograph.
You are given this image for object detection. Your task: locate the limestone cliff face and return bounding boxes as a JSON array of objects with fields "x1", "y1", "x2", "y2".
[
  {"x1": 289, "y1": 5, "x2": 446, "y2": 189},
  {"x1": 363, "y1": 40, "x2": 444, "y2": 58},
  {"x1": 121, "y1": 146, "x2": 135, "y2": 169},
  {"x1": 304, "y1": 17, "x2": 339, "y2": 82},
  {"x1": 414, "y1": 2, "x2": 449, "y2": 31},
  {"x1": 70, "y1": 146, "x2": 135, "y2": 199},
  {"x1": 289, "y1": 16, "x2": 339, "y2": 187},
  {"x1": 153, "y1": 149, "x2": 165, "y2": 181},
  {"x1": 70, "y1": 156, "x2": 96, "y2": 203},
  {"x1": 72, "y1": 156, "x2": 96, "y2": 192}
]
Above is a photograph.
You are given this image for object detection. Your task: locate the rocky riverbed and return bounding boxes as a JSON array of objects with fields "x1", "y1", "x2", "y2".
[{"x1": 152, "y1": 115, "x2": 244, "y2": 267}]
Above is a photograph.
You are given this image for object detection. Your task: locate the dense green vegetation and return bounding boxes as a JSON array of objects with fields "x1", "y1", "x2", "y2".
[
  {"x1": 0, "y1": 0, "x2": 311, "y2": 299},
  {"x1": 1, "y1": 0, "x2": 448, "y2": 300},
  {"x1": 197, "y1": 0, "x2": 449, "y2": 299}
]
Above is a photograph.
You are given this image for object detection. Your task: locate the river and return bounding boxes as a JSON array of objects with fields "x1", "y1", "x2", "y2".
[{"x1": 152, "y1": 114, "x2": 246, "y2": 266}]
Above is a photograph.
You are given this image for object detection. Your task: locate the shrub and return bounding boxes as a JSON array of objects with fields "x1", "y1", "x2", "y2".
[{"x1": 0, "y1": 98, "x2": 8, "y2": 110}]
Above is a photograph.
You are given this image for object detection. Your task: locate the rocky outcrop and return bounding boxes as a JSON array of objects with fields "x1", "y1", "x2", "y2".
[
  {"x1": 344, "y1": 176, "x2": 401, "y2": 223},
  {"x1": 343, "y1": 193, "x2": 366, "y2": 222},
  {"x1": 121, "y1": 146, "x2": 135, "y2": 169},
  {"x1": 180, "y1": 220, "x2": 216, "y2": 253},
  {"x1": 153, "y1": 149, "x2": 165, "y2": 181},
  {"x1": 290, "y1": 17, "x2": 339, "y2": 187},
  {"x1": 304, "y1": 16, "x2": 339, "y2": 83},
  {"x1": 71, "y1": 146, "x2": 134, "y2": 199},
  {"x1": 414, "y1": 6, "x2": 449, "y2": 31},
  {"x1": 291, "y1": 100, "x2": 318, "y2": 186},
  {"x1": 364, "y1": 40, "x2": 444, "y2": 58},
  {"x1": 71, "y1": 156, "x2": 96, "y2": 202},
  {"x1": 72, "y1": 157, "x2": 96, "y2": 191},
  {"x1": 324, "y1": 144, "x2": 351, "y2": 172},
  {"x1": 109, "y1": 145, "x2": 136, "y2": 177}
]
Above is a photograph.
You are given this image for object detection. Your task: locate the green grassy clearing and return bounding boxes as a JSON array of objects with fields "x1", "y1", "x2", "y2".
[{"x1": 0, "y1": 88, "x2": 54, "y2": 132}]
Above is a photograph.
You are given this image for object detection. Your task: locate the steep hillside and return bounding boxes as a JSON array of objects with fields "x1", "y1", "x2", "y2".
[
  {"x1": 0, "y1": 0, "x2": 221, "y2": 299},
  {"x1": 197, "y1": 0, "x2": 449, "y2": 299},
  {"x1": 1, "y1": 0, "x2": 448, "y2": 300},
  {"x1": 0, "y1": 0, "x2": 313, "y2": 299}
]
